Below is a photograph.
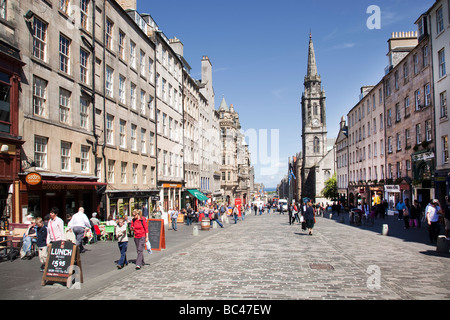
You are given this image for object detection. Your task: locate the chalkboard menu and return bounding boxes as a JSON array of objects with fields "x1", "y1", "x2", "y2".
[
  {"x1": 41, "y1": 240, "x2": 83, "y2": 288},
  {"x1": 148, "y1": 219, "x2": 165, "y2": 251}
]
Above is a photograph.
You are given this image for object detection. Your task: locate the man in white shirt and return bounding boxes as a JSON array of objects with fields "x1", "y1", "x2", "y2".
[
  {"x1": 46, "y1": 207, "x2": 65, "y2": 244},
  {"x1": 426, "y1": 199, "x2": 443, "y2": 243},
  {"x1": 67, "y1": 207, "x2": 91, "y2": 253}
]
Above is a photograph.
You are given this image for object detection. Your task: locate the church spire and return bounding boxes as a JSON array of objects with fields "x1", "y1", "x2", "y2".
[{"x1": 306, "y1": 33, "x2": 320, "y2": 81}]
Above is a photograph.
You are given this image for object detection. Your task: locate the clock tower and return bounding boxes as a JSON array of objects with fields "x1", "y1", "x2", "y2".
[{"x1": 301, "y1": 33, "x2": 328, "y2": 200}]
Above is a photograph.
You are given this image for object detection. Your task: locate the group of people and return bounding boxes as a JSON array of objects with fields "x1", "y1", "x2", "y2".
[{"x1": 286, "y1": 202, "x2": 316, "y2": 235}]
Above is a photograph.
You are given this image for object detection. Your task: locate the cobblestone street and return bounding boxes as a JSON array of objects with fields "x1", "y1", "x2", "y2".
[{"x1": 77, "y1": 212, "x2": 450, "y2": 300}]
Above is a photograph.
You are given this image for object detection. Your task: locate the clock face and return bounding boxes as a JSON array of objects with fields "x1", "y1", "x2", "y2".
[{"x1": 312, "y1": 119, "x2": 319, "y2": 126}]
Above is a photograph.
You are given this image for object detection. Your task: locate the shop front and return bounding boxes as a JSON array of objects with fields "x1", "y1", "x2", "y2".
[
  {"x1": 105, "y1": 190, "x2": 160, "y2": 220},
  {"x1": 19, "y1": 173, "x2": 106, "y2": 223},
  {"x1": 412, "y1": 151, "x2": 435, "y2": 207}
]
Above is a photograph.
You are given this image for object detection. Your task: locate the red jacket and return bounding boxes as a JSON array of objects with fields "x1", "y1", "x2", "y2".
[{"x1": 131, "y1": 217, "x2": 148, "y2": 239}]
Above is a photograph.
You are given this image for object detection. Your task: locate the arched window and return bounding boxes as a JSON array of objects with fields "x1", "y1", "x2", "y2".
[{"x1": 313, "y1": 137, "x2": 320, "y2": 153}]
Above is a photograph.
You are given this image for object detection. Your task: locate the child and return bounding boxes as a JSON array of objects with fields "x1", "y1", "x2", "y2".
[
  {"x1": 115, "y1": 217, "x2": 128, "y2": 269},
  {"x1": 35, "y1": 217, "x2": 48, "y2": 272}
]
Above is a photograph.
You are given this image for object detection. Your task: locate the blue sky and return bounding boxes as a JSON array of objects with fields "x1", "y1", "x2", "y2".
[{"x1": 138, "y1": 0, "x2": 435, "y2": 188}]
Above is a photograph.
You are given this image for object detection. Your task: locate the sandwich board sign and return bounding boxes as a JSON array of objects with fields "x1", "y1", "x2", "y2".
[{"x1": 41, "y1": 240, "x2": 83, "y2": 288}]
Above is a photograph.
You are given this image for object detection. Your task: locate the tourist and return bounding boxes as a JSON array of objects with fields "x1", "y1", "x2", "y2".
[
  {"x1": 67, "y1": 207, "x2": 91, "y2": 253},
  {"x1": 131, "y1": 209, "x2": 148, "y2": 270},
  {"x1": 35, "y1": 217, "x2": 48, "y2": 272},
  {"x1": 115, "y1": 217, "x2": 128, "y2": 269},
  {"x1": 305, "y1": 202, "x2": 315, "y2": 235},
  {"x1": 47, "y1": 207, "x2": 65, "y2": 243},
  {"x1": 426, "y1": 199, "x2": 443, "y2": 243}
]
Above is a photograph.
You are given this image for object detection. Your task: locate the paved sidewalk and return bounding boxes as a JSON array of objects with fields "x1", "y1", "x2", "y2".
[{"x1": 0, "y1": 216, "x2": 234, "y2": 300}]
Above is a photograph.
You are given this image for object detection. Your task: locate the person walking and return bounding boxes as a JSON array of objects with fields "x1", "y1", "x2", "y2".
[
  {"x1": 90, "y1": 212, "x2": 101, "y2": 243},
  {"x1": 131, "y1": 209, "x2": 148, "y2": 270},
  {"x1": 67, "y1": 207, "x2": 91, "y2": 253},
  {"x1": 115, "y1": 217, "x2": 128, "y2": 269},
  {"x1": 426, "y1": 199, "x2": 443, "y2": 244},
  {"x1": 47, "y1": 207, "x2": 65, "y2": 244},
  {"x1": 212, "y1": 209, "x2": 224, "y2": 228},
  {"x1": 35, "y1": 217, "x2": 48, "y2": 272},
  {"x1": 288, "y1": 203, "x2": 293, "y2": 225},
  {"x1": 233, "y1": 205, "x2": 239, "y2": 224},
  {"x1": 396, "y1": 199, "x2": 406, "y2": 221},
  {"x1": 305, "y1": 202, "x2": 315, "y2": 235},
  {"x1": 403, "y1": 199, "x2": 411, "y2": 229},
  {"x1": 171, "y1": 207, "x2": 179, "y2": 231},
  {"x1": 410, "y1": 200, "x2": 420, "y2": 228}
]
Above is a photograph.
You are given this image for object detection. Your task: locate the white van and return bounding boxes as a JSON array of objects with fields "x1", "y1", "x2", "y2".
[{"x1": 278, "y1": 199, "x2": 288, "y2": 212}]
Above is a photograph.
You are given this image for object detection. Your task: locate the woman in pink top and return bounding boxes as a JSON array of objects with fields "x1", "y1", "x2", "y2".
[{"x1": 130, "y1": 209, "x2": 148, "y2": 270}]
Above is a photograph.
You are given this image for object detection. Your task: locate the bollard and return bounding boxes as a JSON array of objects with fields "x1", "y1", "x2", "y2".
[
  {"x1": 382, "y1": 224, "x2": 389, "y2": 236},
  {"x1": 212, "y1": 221, "x2": 218, "y2": 229},
  {"x1": 329, "y1": 213, "x2": 333, "y2": 219},
  {"x1": 192, "y1": 225, "x2": 199, "y2": 236},
  {"x1": 436, "y1": 235, "x2": 449, "y2": 253}
]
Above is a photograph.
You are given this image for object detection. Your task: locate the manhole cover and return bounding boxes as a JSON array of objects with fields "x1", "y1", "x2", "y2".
[{"x1": 309, "y1": 263, "x2": 334, "y2": 270}]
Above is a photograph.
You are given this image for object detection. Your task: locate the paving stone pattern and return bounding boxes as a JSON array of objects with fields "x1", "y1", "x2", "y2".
[{"x1": 79, "y1": 213, "x2": 450, "y2": 300}]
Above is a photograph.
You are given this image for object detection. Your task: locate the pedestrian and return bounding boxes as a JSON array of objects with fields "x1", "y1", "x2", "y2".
[
  {"x1": 142, "y1": 204, "x2": 149, "y2": 218},
  {"x1": 171, "y1": 207, "x2": 179, "y2": 231},
  {"x1": 20, "y1": 219, "x2": 36, "y2": 259},
  {"x1": 410, "y1": 200, "x2": 421, "y2": 228},
  {"x1": 444, "y1": 197, "x2": 450, "y2": 240},
  {"x1": 396, "y1": 198, "x2": 406, "y2": 221},
  {"x1": 305, "y1": 202, "x2": 315, "y2": 235},
  {"x1": 212, "y1": 209, "x2": 224, "y2": 228},
  {"x1": 233, "y1": 205, "x2": 239, "y2": 224},
  {"x1": 47, "y1": 207, "x2": 65, "y2": 243},
  {"x1": 288, "y1": 203, "x2": 293, "y2": 225},
  {"x1": 130, "y1": 209, "x2": 148, "y2": 270},
  {"x1": 294, "y1": 203, "x2": 300, "y2": 223},
  {"x1": 403, "y1": 199, "x2": 411, "y2": 229},
  {"x1": 426, "y1": 199, "x2": 443, "y2": 243},
  {"x1": 254, "y1": 203, "x2": 257, "y2": 216},
  {"x1": 35, "y1": 217, "x2": 48, "y2": 272},
  {"x1": 259, "y1": 203, "x2": 263, "y2": 215},
  {"x1": 90, "y1": 212, "x2": 101, "y2": 243},
  {"x1": 67, "y1": 207, "x2": 91, "y2": 253},
  {"x1": 115, "y1": 217, "x2": 128, "y2": 269}
]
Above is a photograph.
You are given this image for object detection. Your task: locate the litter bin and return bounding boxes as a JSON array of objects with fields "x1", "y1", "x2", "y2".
[{"x1": 201, "y1": 218, "x2": 210, "y2": 231}]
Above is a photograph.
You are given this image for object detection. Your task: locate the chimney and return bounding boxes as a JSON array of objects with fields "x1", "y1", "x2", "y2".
[{"x1": 169, "y1": 37, "x2": 184, "y2": 57}]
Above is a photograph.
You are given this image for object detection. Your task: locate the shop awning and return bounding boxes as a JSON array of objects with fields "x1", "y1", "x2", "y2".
[{"x1": 187, "y1": 189, "x2": 209, "y2": 201}]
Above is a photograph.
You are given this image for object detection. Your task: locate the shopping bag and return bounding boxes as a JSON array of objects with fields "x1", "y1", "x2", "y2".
[{"x1": 145, "y1": 240, "x2": 152, "y2": 254}]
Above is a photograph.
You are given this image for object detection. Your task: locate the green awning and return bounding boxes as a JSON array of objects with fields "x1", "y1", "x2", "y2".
[{"x1": 187, "y1": 189, "x2": 209, "y2": 201}]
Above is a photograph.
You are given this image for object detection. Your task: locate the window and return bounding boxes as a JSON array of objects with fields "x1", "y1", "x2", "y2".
[
  {"x1": 80, "y1": 145, "x2": 89, "y2": 173},
  {"x1": 415, "y1": 89, "x2": 421, "y2": 110},
  {"x1": 0, "y1": 73, "x2": 10, "y2": 133},
  {"x1": 403, "y1": 62, "x2": 409, "y2": 83},
  {"x1": 394, "y1": 71, "x2": 399, "y2": 90},
  {"x1": 130, "y1": 83, "x2": 136, "y2": 110},
  {"x1": 313, "y1": 137, "x2": 320, "y2": 153},
  {"x1": 440, "y1": 91, "x2": 447, "y2": 118},
  {"x1": 140, "y1": 90, "x2": 146, "y2": 115},
  {"x1": 105, "y1": 19, "x2": 113, "y2": 50},
  {"x1": 80, "y1": 97, "x2": 89, "y2": 129},
  {"x1": 140, "y1": 128, "x2": 146, "y2": 154},
  {"x1": 423, "y1": 45, "x2": 429, "y2": 67},
  {"x1": 140, "y1": 50, "x2": 145, "y2": 76},
  {"x1": 416, "y1": 123, "x2": 422, "y2": 144},
  {"x1": 425, "y1": 120, "x2": 432, "y2": 141},
  {"x1": 33, "y1": 76, "x2": 47, "y2": 117},
  {"x1": 148, "y1": 58, "x2": 154, "y2": 83},
  {"x1": 121, "y1": 162, "x2": 127, "y2": 184},
  {"x1": 130, "y1": 41, "x2": 136, "y2": 68},
  {"x1": 425, "y1": 83, "x2": 431, "y2": 107},
  {"x1": 32, "y1": 17, "x2": 47, "y2": 61},
  {"x1": 396, "y1": 133, "x2": 401, "y2": 151},
  {"x1": 404, "y1": 96, "x2": 410, "y2": 117},
  {"x1": 59, "y1": 88, "x2": 71, "y2": 124},
  {"x1": 443, "y1": 136, "x2": 449, "y2": 163},
  {"x1": 119, "y1": 75, "x2": 125, "y2": 104},
  {"x1": 142, "y1": 165, "x2": 147, "y2": 184},
  {"x1": 414, "y1": 54, "x2": 419, "y2": 74},
  {"x1": 80, "y1": 0, "x2": 89, "y2": 29},
  {"x1": 59, "y1": 0, "x2": 69, "y2": 14},
  {"x1": 131, "y1": 124, "x2": 137, "y2": 151},
  {"x1": 395, "y1": 103, "x2": 401, "y2": 122},
  {"x1": 118, "y1": 31, "x2": 125, "y2": 60},
  {"x1": 59, "y1": 34, "x2": 70, "y2": 74},
  {"x1": 387, "y1": 109, "x2": 392, "y2": 126},
  {"x1": 388, "y1": 136, "x2": 392, "y2": 153},
  {"x1": 106, "y1": 114, "x2": 114, "y2": 145},
  {"x1": 405, "y1": 128, "x2": 411, "y2": 147},
  {"x1": 80, "y1": 48, "x2": 89, "y2": 84},
  {"x1": 107, "y1": 160, "x2": 115, "y2": 183},
  {"x1": 119, "y1": 119, "x2": 126, "y2": 148},
  {"x1": 34, "y1": 136, "x2": 48, "y2": 169},
  {"x1": 380, "y1": 114, "x2": 383, "y2": 130},
  {"x1": 132, "y1": 164, "x2": 138, "y2": 184},
  {"x1": 0, "y1": 0, "x2": 6, "y2": 19},
  {"x1": 61, "y1": 141, "x2": 71, "y2": 171},
  {"x1": 105, "y1": 66, "x2": 113, "y2": 97},
  {"x1": 438, "y1": 49, "x2": 446, "y2": 78},
  {"x1": 149, "y1": 132, "x2": 155, "y2": 156},
  {"x1": 437, "y1": 6, "x2": 444, "y2": 34}
]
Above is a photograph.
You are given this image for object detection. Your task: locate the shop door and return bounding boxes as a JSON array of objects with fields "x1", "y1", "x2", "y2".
[{"x1": 416, "y1": 189, "x2": 431, "y2": 208}]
